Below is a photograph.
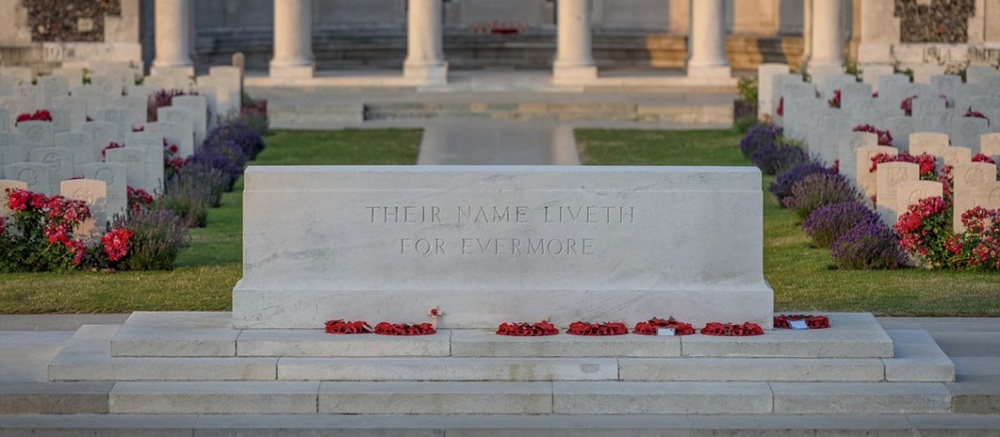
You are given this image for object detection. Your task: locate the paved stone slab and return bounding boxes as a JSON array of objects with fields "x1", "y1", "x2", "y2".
[
  {"x1": 237, "y1": 329, "x2": 451, "y2": 357},
  {"x1": 111, "y1": 312, "x2": 237, "y2": 357},
  {"x1": 48, "y1": 326, "x2": 277, "y2": 381},
  {"x1": 278, "y1": 357, "x2": 618, "y2": 381},
  {"x1": 552, "y1": 382, "x2": 772, "y2": 414},
  {"x1": 110, "y1": 382, "x2": 319, "y2": 414},
  {"x1": 884, "y1": 329, "x2": 955, "y2": 382},
  {"x1": 0, "y1": 381, "x2": 111, "y2": 414},
  {"x1": 619, "y1": 357, "x2": 885, "y2": 382},
  {"x1": 771, "y1": 382, "x2": 951, "y2": 414},
  {"x1": 318, "y1": 382, "x2": 552, "y2": 414},
  {"x1": 450, "y1": 329, "x2": 680, "y2": 358},
  {"x1": 681, "y1": 313, "x2": 894, "y2": 358}
]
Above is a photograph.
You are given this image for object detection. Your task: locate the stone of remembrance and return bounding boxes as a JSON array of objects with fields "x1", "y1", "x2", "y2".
[{"x1": 234, "y1": 166, "x2": 774, "y2": 329}]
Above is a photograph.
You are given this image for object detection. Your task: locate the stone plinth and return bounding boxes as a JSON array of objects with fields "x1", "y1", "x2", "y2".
[{"x1": 234, "y1": 166, "x2": 772, "y2": 329}]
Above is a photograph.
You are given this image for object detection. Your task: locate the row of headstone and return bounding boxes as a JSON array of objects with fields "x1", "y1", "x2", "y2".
[
  {"x1": 758, "y1": 64, "x2": 1000, "y2": 165},
  {"x1": 864, "y1": 132, "x2": 1000, "y2": 232},
  {"x1": 0, "y1": 173, "x2": 124, "y2": 239}
]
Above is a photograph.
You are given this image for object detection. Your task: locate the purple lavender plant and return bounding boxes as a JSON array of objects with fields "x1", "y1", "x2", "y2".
[
  {"x1": 769, "y1": 161, "x2": 834, "y2": 206},
  {"x1": 112, "y1": 208, "x2": 188, "y2": 271},
  {"x1": 751, "y1": 142, "x2": 807, "y2": 176},
  {"x1": 829, "y1": 223, "x2": 906, "y2": 270},
  {"x1": 783, "y1": 173, "x2": 861, "y2": 221},
  {"x1": 739, "y1": 123, "x2": 782, "y2": 159},
  {"x1": 204, "y1": 122, "x2": 266, "y2": 160},
  {"x1": 803, "y1": 201, "x2": 881, "y2": 248}
]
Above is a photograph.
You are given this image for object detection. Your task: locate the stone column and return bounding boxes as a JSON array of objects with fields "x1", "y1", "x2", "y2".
[
  {"x1": 404, "y1": 0, "x2": 448, "y2": 84},
  {"x1": 270, "y1": 0, "x2": 315, "y2": 79},
  {"x1": 151, "y1": 0, "x2": 193, "y2": 76},
  {"x1": 808, "y1": 0, "x2": 845, "y2": 70},
  {"x1": 686, "y1": 0, "x2": 731, "y2": 78},
  {"x1": 553, "y1": 0, "x2": 597, "y2": 82}
]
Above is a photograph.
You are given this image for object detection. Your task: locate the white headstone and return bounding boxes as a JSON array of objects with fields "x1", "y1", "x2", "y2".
[
  {"x1": 147, "y1": 119, "x2": 194, "y2": 158},
  {"x1": 80, "y1": 121, "x2": 118, "y2": 163},
  {"x1": 0, "y1": 180, "x2": 28, "y2": 216},
  {"x1": 951, "y1": 117, "x2": 990, "y2": 152},
  {"x1": 939, "y1": 147, "x2": 973, "y2": 168},
  {"x1": 71, "y1": 85, "x2": 113, "y2": 119},
  {"x1": 839, "y1": 82, "x2": 873, "y2": 110},
  {"x1": 36, "y1": 76, "x2": 69, "y2": 107},
  {"x1": 208, "y1": 65, "x2": 242, "y2": 117},
  {"x1": 839, "y1": 132, "x2": 880, "y2": 187},
  {"x1": 90, "y1": 75, "x2": 124, "y2": 99},
  {"x1": 55, "y1": 132, "x2": 97, "y2": 166},
  {"x1": 896, "y1": 180, "x2": 944, "y2": 219},
  {"x1": 0, "y1": 76, "x2": 15, "y2": 96},
  {"x1": 16, "y1": 120, "x2": 55, "y2": 151},
  {"x1": 126, "y1": 85, "x2": 155, "y2": 99},
  {"x1": 876, "y1": 161, "x2": 920, "y2": 225},
  {"x1": 80, "y1": 162, "x2": 127, "y2": 219},
  {"x1": 171, "y1": 95, "x2": 208, "y2": 145},
  {"x1": 111, "y1": 96, "x2": 148, "y2": 129},
  {"x1": 0, "y1": 97, "x2": 31, "y2": 120},
  {"x1": 0, "y1": 132, "x2": 27, "y2": 162},
  {"x1": 982, "y1": 133, "x2": 1000, "y2": 158},
  {"x1": 61, "y1": 179, "x2": 108, "y2": 237},
  {"x1": 771, "y1": 73, "x2": 804, "y2": 126},
  {"x1": 4, "y1": 163, "x2": 52, "y2": 194},
  {"x1": 126, "y1": 132, "x2": 166, "y2": 194},
  {"x1": 912, "y1": 95, "x2": 946, "y2": 119},
  {"x1": 930, "y1": 75, "x2": 962, "y2": 96},
  {"x1": 953, "y1": 162, "x2": 1000, "y2": 232},
  {"x1": 50, "y1": 96, "x2": 88, "y2": 131},
  {"x1": 29, "y1": 147, "x2": 75, "y2": 194},
  {"x1": 857, "y1": 145, "x2": 898, "y2": 199},
  {"x1": 49, "y1": 108, "x2": 72, "y2": 134},
  {"x1": 0, "y1": 108, "x2": 8, "y2": 132},
  {"x1": 94, "y1": 107, "x2": 133, "y2": 143},
  {"x1": 757, "y1": 63, "x2": 788, "y2": 120},
  {"x1": 104, "y1": 147, "x2": 147, "y2": 192},
  {"x1": 910, "y1": 132, "x2": 951, "y2": 154},
  {"x1": 884, "y1": 116, "x2": 915, "y2": 152}
]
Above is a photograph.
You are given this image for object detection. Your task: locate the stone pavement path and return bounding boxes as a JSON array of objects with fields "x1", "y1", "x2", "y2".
[{"x1": 416, "y1": 121, "x2": 580, "y2": 165}]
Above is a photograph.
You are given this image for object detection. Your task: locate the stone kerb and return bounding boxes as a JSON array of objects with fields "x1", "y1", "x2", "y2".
[{"x1": 234, "y1": 166, "x2": 773, "y2": 330}]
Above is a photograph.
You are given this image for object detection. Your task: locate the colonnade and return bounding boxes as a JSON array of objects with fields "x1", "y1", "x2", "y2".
[{"x1": 151, "y1": 0, "x2": 846, "y2": 84}]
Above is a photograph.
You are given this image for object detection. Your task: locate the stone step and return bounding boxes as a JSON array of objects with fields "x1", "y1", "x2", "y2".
[
  {"x1": 3, "y1": 413, "x2": 1000, "y2": 436},
  {"x1": 102, "y1": 380, "x2": 953, "y2": 415},
  {"x1": 110, "y1": 312, "x2": 895, "y2": 359}
]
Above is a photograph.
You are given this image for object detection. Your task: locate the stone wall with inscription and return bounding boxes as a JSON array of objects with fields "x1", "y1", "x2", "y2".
[{"x1": 234, "y1": 166, "x2": 773, "y2": 330}]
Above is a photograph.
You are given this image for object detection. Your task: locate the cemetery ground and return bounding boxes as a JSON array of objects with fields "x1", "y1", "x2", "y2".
[{"x1": 1, "y1": 127, "x2": 997, "y2": 316}]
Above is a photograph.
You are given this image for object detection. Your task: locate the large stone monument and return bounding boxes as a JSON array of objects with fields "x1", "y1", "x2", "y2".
[{"x1": 234, "y1": 165, "x2": 774, "y2": 329}]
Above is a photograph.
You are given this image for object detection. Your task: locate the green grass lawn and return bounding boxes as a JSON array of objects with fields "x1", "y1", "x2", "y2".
[
  {"x1": 0, "y1": 129, "x2": 421, "y2": 314},
  {"x1": 577, "y1": 128, "x2": 1000, "y2": 317},
  {"x1": 3, "y1": 126, "x2": 997, "y2": 316}
]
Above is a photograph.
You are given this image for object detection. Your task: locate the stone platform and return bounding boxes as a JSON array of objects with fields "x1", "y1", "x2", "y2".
[{"x1": 39, "y1": 312, "x2": 960, "y2": 417}]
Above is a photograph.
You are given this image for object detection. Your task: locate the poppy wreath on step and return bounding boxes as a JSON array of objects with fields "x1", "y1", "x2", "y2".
[
  {"x1": 373, "y1": 322, "x2": 437, "y2": 336},
  {"x1": 773, "y1": 314, "x2": 830, "y2": 329},
  {"x1": 496, "y1": 321, "x2": 559, "y2": 336},
  {"x1": 633, "y1": 317, "x2": 696, "y2": 335},
  {"x1": 565, "y1": 321, "x2": 629, "y2": 336},
  {"x1": 324, "y1": 320, "x2": 372, "y2": 334},
  {"x1": 700, "y1": 322, "x2": 764, "y2": 336}
]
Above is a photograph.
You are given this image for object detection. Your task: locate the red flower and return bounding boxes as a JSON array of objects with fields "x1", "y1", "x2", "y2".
[
  {"x1": 973, "y1": 154, "x2": 996, "y2": 164},
  {"x1": 827, "y1": 89, "x2": 841, "y2": 108},
  {"x1": 101, "y1": 228, "x2": 134, "y2": 262},
  {"x1": 776, "y1": 97, "x2": 784, "y2": 117},
  {"x1": 853, "y1": 124, "x2": 893, "y2": 146},
  {"x1": 901, "y1": 95, "x2": 917, "y2": 116}
]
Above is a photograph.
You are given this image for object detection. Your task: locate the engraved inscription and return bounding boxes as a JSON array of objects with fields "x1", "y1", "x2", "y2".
[
  {"x1": 887, "y1": 167, "x2": 910, "y2": 185},
  {"x1": 16, "y1": 168, "x2": 38, "y2": 185},
  {"x1": 371, "y1": 204, "x2": 636, "y2": 257},
  {"x1": 965, "y1": 168, "x2": 988, "y2": 187},
  {"x1": 72, "y1": 188, "x2": 96, "y2": 204},
  {"x1": 94, "y1": 167, "x2": 116, "y2": 185},
  {"x1": 909, "y1": 189, "x2": 928, "y2": 203},
  {"x1": 990, "y1": 188, "x2": 1000, "y2": 207}
]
